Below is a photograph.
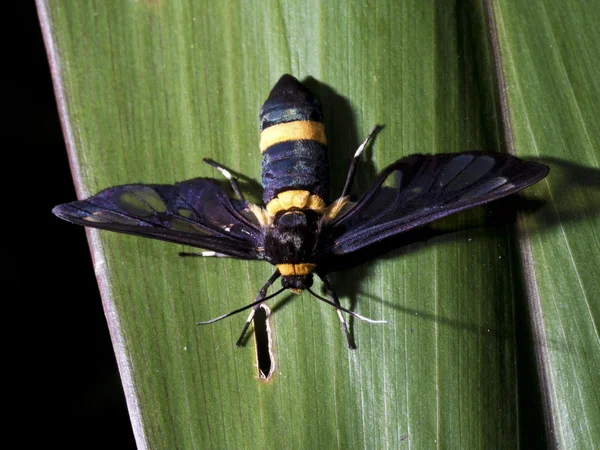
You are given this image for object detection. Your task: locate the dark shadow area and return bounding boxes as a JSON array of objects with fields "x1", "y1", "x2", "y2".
[
  {"x1": 315, "y1": 199, "x2": 542, "y2": 342},
  {"x1": 508, "y1": 231, "x2": 554, "y2": 450},
  {"x1": 302, "y1": 76, "x2": 379, "y2": 199},
  {"x1": 534, "y1": 156, "x2": 600, "y2": 227},
  {"x1": 303, "y1": 76, "x2": 381, "y2": 335},
  {"x1": 319, "y1": 194, "x2": 546, "y2": 276},
  {"x1": 23, "y1": 3, "x2": 136, "y2": 448},
  {"x1": 458, "y1": 1, "x2": 550, "y2": 447}
]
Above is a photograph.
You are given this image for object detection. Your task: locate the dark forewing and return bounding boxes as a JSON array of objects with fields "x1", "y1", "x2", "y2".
[
  {"x1": 329, "y1": 152, "x2": 549, "y2": 255},
  {"x1": 53, "y1": 179, "x2": 264, "y2": 259}
]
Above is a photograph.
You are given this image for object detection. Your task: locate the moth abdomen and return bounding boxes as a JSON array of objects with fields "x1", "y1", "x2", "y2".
[{"x1": 260, "y1": 74, "x2": 329, "y2": 209}]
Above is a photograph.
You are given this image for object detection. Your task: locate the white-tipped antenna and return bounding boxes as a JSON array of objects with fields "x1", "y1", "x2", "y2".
[
  {"x1": 341, "y1": 124, "x2": 382, "y2": 197},
  {"x1": 179, "y1": 251, "x2": 230, "y2": 258},
  {"x1": 202, "y1": 158, "x2": 246, "y2": 201},
  {"x1": 307, "y1": 288, "x2": 386, "y2": 324},
  {"x1": 354, "y1": 124, "x2": 380, "y2": 158},
  {"x1": 195, "y1": 287, "x2": 286, "y2": 325}
]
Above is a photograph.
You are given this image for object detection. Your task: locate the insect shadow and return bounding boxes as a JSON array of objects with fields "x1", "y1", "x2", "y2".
[
  {"x1": 302, "y1": 76, "x2": 380, "y2": 329},
  {"x1": 320, "y1": 196, "x2": 547, "y2": 335},
  {"x1": 318, "y1": 153, "x2": 598, "y2": 350},
  {"x1": 533, "y1": 156, "x2": 600, "y2": 229},
  {"x1": 301, "y1": 76, "x2": 554, "y2": 342}
]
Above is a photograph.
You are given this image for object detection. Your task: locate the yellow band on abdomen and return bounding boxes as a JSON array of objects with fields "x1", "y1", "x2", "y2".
[
  {"x1": 260, "y1": 121, "x2": 326, "y2": 152},
  {"x1": 265, "y1": 190, "x2": 326, "y2": 216},
  {"x1": 277, "y1": 263, "x2": 316, "y2": 276}
]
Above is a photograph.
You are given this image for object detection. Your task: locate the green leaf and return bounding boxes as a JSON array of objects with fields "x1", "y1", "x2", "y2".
[
  {"x1": 39, "y1": 0, "x2": 599, "y2": 448},
  {"x1": 492, "y1": 1, "x2": 600, "y2": 447}
]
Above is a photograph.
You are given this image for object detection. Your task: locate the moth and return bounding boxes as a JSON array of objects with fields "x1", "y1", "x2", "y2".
[{"x1": 53, "y1": 74, "x2": 549, "y2": 348}]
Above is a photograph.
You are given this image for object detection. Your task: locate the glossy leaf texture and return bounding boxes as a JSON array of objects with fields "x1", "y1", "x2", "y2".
[
  {"x1": 492, "y1": 0, "x2": 600, "y2": 447},
  {"x1": 38, "y1": 0, "x2": 599, "y2": 448}
]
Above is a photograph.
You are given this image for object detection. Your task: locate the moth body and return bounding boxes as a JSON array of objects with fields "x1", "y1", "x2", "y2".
[{"x1": 53, "y1": 74, "x2": 550, "y2": 348}]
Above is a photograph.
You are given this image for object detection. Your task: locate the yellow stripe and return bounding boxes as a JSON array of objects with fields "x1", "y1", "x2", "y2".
[
  {"x1": 322, "y1": 197, "x2": 351, "y2": 221},
  {"x1": 265, "y1": 190, "x2": 326, "y2": 216},
  {"x1": 260, "y1": 121, "x2": 326, "y2": 152},
  {"x1": 277, "y1": 263, "x2": 316, "y2": 276}
]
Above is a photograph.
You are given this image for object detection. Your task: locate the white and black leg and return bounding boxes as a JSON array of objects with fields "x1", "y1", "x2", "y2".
[
  {"x1": 340, "y1": 124, "x2": 381, "y2": 198},
  {"x1": 319, "y1": 274, "x2": 357, "y2": 349},
  {"x1": 179, "y1": 251, "x2": 232, "y2": 258},
  {"x1": 195, "y1": 270, "x2": 283, "y2": 345},
  {"x1": 235, "y1": 270, "x2": 281, "y2": 346},
  {"x1": 203, "y1": 158, "x2": 246, "y2": 201}
]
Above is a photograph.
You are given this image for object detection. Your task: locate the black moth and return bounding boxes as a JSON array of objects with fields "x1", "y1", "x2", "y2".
[{"x1": 54, "y1": 74, "x2": 549, "y2": 349}]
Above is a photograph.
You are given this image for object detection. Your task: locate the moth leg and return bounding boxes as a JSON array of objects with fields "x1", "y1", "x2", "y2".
[
  {"x1": 236, "y1": 270, "x2": 281, "y2": 346},
  {"x1": 203, "y1": 158, "x2": 246, "y2": 201},
  {"x1": 340, "y1": 124, "x2": 381, "y2": 198},
  {"x1": 179, "y1": 251, "x2": 231, "y2": 258},
  {"x1": 319, "y1": 274, "x2": 357, "y2": 349}
]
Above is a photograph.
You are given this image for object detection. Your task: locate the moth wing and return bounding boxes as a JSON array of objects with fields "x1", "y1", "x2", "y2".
[
  {"x1": 329, "y1": 152, "x2": 549, "y2": 255},
  {"x1": 53, "y1": 179, "x2": 264, "y2": 259}
]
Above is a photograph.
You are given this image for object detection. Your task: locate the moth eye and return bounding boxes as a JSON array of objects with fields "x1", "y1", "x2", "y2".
[
  {"x1": 446, "y1": 155, "x2": 496, "y2": 191},
  {"x1": 133, "y1": 186, "x2": 167, "y2": 213},
  {"x1": 113, "y1": 191, "x2": 155, "y2": 216},
  {"x1": 459, "y1": 176, "x2": 508, "y2": 201},
  {"x1": 437, "y1": 154, "x2": 474, "y2": 188}
]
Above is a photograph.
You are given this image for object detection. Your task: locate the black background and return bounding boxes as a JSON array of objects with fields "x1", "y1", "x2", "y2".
[{"x1": 22, "y1": 3, "x2": 136, "y2": 448}]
